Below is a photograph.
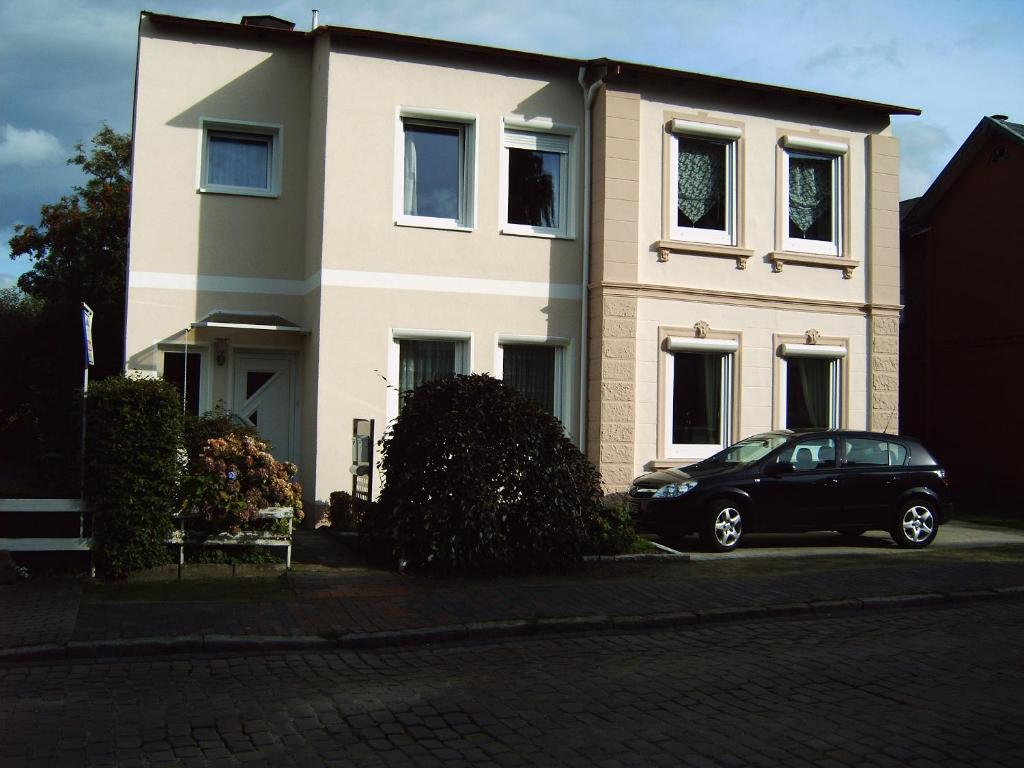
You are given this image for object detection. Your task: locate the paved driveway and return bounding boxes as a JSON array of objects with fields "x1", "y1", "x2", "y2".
[{"x1": 659, "y1": 520, "x2": 1024, "y2": 560}]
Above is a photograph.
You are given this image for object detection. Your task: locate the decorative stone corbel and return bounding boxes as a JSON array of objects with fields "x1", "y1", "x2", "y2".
[
  {"x1": 694, "y1": 320, "x2": 711, "y2": 339},
  {"x1": 841, "y1": 265, "x2": 854, "y2": 280},
  {"x1": 805, "y1": 328, "x2": 821, "y2": 345},
  {"x1": 657, "y1": 247, "x2": 670, "y2": 263},
  {"x1": 771, "y1": 257, "x2": 784, "y2": 273}
]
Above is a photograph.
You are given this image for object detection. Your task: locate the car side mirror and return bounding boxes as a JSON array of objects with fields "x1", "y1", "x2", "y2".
[{"x1": 767, "y1": 461, "x2": 795, "y2": 477}]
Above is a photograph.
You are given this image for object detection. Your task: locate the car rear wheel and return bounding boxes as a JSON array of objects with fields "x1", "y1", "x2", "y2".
[
  {"x1": 891, "y1": 500, "x2": 938, "y2": 549},
  {"x1": 700, "y1": 500, "x2": 744, "y2": 553}
]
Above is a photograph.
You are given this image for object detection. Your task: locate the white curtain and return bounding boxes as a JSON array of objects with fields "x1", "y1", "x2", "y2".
[
  {"x1": 208, "y1": 135, "x2": 269, "y2": 188},
  {"x1": 789, "y1": 157, "x2": 831, "y2": 236},
  {"x1": 677, "y1": 139, "x2": 724, "y2": 225},
  {"x1": 403, "y1": 135, "x2": 418, "y2": 216}
]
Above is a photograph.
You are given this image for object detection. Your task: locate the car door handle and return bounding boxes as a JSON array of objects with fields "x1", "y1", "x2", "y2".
[
  {"x1": 885, "y1": 475, "x2": 898, "y2": 485},
  {"x1": 820, "y1": 478, "x2": 839, "y2": 486}
]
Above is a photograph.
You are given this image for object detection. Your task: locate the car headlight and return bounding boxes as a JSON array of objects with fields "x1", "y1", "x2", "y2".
[{"x1": 652, "y1": 480, "x2": 698, "y2": 499}]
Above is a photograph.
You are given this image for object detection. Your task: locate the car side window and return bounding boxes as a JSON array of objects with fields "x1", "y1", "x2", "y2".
[
  {"x1": 843, "y1": 438, "x2": 908, "y2": 467},
  {"x1": 777, "y1": 438, "x2": 837, "y2": 471}
]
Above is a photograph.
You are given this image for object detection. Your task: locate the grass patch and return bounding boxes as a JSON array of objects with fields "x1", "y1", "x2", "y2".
[
  {"x1": 629, "y1": 537, "x2": 662, "y2": 554},
  {"x1": 83, "y1": 577, "x2": 293, "y2": 604}
]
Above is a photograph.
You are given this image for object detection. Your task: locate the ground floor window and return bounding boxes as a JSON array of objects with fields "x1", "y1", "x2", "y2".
[
  {"x1": 500, "y1": 343, "x2": 564, "y2": 418},
  {"x1": 397, "y1": 337, "x2": 469, "y2": 409},
  {"x1": 162, "y1": 350, "x2": 202, "y2": 417},
  {"x1": 665, "y1": 347, "x2": 734, "y2": 458},
  {"x1": 783, "y1": 355, "x2": 841, "y2": 429}
]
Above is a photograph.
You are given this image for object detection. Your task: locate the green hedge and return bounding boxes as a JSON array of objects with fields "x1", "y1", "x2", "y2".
[
  {"x1": 85, "y1": 376, "x2": 182, "y2": 578},
  {"x1": 363, "y1": 374, "x2": 603, "y2": 575}
]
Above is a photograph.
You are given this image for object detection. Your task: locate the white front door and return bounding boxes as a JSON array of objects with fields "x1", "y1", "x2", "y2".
[{"x1": 233, "y1": 353, "x2": 297, "y2": 464}]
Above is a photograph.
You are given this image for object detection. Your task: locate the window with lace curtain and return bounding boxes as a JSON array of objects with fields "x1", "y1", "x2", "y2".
[
  {"x1": 668, "y1": 119, "x2": 740, "y2": 246},
  {"x1": 781, "y1": 140, "x2": 845, "y2": 256}
]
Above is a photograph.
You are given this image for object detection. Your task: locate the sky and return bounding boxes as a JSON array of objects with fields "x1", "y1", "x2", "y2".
[{"x1": 2, "y1": 0, "x2": 1023, "y2": 289}]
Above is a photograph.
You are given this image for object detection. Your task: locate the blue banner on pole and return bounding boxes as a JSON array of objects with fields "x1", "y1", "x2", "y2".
[{"x1": 82, "y1": 303, "x2": 94, "y2": 367}]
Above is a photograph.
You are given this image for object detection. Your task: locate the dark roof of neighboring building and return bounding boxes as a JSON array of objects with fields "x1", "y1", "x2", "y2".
[
  {"x1": 139, "y1": 11, "x2": 920, "y2": 117},
  {"x1": 901, "y1": 115, "x2": 1024, "y2": 229}
]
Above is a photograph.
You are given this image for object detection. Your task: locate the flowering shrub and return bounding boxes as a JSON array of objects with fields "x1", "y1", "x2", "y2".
[{"x1": 180, "y1": 433, "x2": 303, "y2": 533}]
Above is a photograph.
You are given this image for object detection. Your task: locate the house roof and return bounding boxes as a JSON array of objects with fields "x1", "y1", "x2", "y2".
[
  {"x1": 140, "y1": 11, "x2": 920, "y2": 118},
  {"x1": 901, "y1": 115, "x2": 1024, "y2": 228}
]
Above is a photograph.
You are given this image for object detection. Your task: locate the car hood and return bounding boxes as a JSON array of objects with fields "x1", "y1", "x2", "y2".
[{"x1": 630, "y1": 462, "x2": 739, "y2": 491}]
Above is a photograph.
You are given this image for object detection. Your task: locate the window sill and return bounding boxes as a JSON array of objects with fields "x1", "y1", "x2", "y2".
[
  {"x1": 395, "y1": 219, "x2": 474, "y2": 234},
  {"x1": 198, "y1": 186, "x2": 279, "y2": 199},
  {"x1": 648, "y1": 457, "x2": 698, "y2": 470},
  {"x1": 500, "y1": 226, "x2": 575, "y2": 241},
  {"x1": 654, "y1": 239, "x2": 753, "y2": 270},
  {"x1": 768, "y1": 251, "x2": 860, "y2": 279}
]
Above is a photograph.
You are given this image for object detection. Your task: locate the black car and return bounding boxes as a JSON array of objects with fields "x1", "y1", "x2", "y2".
[{"x1": 627, "y1": 430, "x2": 953, "y2": 552}]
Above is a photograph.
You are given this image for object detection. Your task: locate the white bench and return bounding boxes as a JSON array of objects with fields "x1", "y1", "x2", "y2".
[
  {"x1": 0, "y1": 498, "x2": 92, "y2": 552},
  {"x1": 168, "y1": 506, "x2": 294, "y2": 568}
]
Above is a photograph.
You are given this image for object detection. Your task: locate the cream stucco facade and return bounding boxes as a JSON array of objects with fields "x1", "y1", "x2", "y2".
[{"x1": 125, "y1": 13, "x2": 915, "y2": 506}]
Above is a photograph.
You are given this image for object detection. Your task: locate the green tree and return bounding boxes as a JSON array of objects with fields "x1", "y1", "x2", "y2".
[
  {"x1": 2, "y1": 125, "x2": 130, "y2": 495},
  {"x1": 9, "y1": 124, "x2": 130, "y2": 380}
]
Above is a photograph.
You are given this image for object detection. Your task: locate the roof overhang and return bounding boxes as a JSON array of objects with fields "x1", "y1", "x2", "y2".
[{"x1": 191, "y1": 311, "x2": 309, "y2": 334}]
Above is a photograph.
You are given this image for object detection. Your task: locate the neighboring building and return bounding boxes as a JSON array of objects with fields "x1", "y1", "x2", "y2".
[
  {"x1": 125, "y1": 12, "x2": 917, "y2": 504},
  {"x1": 900, "y1": 115, "x2": 1024, "y2": 506}
]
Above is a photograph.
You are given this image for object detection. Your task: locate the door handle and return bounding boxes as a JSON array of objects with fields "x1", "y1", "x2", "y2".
[{"x1": 820, "y1": 478, "x2": 839, "y2": 486}]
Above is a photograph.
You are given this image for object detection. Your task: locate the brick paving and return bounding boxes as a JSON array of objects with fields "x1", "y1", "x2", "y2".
[
  {"x1": 63, "y1": 548, "x2": 1024, "y2": 644},
  {"x1": 2, "y1": 526, "x2": 1024, "y2": 655},
  {"x1": 1, "y1": 601, "x2": 1022, "y2": 766}
]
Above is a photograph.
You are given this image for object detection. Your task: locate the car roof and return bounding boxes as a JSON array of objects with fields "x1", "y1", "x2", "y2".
[{"x1": 784, "y1": 429, "x2": 921, "y2": 445}]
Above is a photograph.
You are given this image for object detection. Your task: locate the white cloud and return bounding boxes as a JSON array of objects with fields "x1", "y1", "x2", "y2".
[
  {"x1": 893, "y1": 121, "x2": 958, "y2": 199},
  {"x1": 0, "y1": 125, "x2": 63, "y2": 168}
]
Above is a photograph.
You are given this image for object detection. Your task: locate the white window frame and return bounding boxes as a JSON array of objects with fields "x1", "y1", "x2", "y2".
[
  {"x1": 778, "y1": 343, "x2": 846, "y2": 429},
  {"x1": 197, "y1": 118, "x2": 282, "y2": 198},
  {"x1": 387, "y1": 329, "x2": 472, "y2": 424},
  {"x1": 668, "y1": 119, "x2": 740, "y2": 246},
  {"x1": 663, "y1": 336, "x2": 737, "y2": 460},
  {"x1": 781, "y1": 135, "x2": 846, "y2": 256},
  {"x1": 495, "y1": 334, "x2": 571, "y2": 427},
  {"x1": 394, "y1": 108, "x2": 477, "y2": 231},
  {"x1": 158, "y1": 344, "x2": 211, "y2": 416},
  {"x1": 500, "y1": 118, "x2": 576, "y2": 239}
]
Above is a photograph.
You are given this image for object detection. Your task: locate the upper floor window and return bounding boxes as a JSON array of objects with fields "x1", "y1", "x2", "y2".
[
  {"x1": 668, "y1": 119, "x2": 740, "y2": 246},
  {"x1": 199, "y1": 119, "x2": 281, "y2": 197},
  {"x1": 781, "y1": 135, "x2": 847, "y2": 256},
  {"x1": 502, "y1": 125, "x2": 574, "y2": 239},
  {"x1": 396, "y1": 109, "x2": 476, "y2": 230}
]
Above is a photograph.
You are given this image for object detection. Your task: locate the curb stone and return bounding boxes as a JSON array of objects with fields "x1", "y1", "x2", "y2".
[{"x1": 1, "y1": 587, "x2": 1022, "y2": 663}]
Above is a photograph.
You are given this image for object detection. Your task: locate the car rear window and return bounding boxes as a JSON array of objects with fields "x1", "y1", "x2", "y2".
[{"x1": 843, "y1": 438, "x2": 908, "y2": 467}]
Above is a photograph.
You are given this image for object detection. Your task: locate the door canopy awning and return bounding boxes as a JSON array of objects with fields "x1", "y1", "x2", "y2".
[{"x1": 191, "y1": 311, "x2": 309, "y2": 334}]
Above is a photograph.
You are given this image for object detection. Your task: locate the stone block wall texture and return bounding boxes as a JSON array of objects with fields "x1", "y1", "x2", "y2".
[
  {"x1": 867, "y1": 134, "x2": 901, "y2": 433},
  {"x1": 588, "y1": 86, "x2": 641, "y2": 490}
]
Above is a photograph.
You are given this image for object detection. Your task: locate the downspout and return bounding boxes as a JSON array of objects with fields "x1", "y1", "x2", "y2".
[{"x1": 577, "y1": 66, "x2": 604, "y2": 452}]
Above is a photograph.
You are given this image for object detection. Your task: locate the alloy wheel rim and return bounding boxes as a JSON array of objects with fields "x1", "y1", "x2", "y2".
[
  {"x1": 902, "y1": 505, "x2": 934, "y2": 543},
  {"x1": 715, "y1": 508, "x2": 742, "y2": 547}
]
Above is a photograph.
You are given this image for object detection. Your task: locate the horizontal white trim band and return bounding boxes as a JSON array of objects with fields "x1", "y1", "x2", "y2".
[
  {"x1": 670, "y1": 119, "x2": 742, "y2": 140},
  {"x1": 130, "y1": 270, "x2": 581, "y2": 301},
  {"x1": 782, "y1": 135, "x2": 848, "y2": 155},
  {"x1": 321, "y1": 270, "x2": 580, "y2": 299},
  {"x1": 667, "y1": 336, "x2": 739, "y2": 353},
  {"x1": 780, "y1": 343, "x2": 848, "y2": 358}
]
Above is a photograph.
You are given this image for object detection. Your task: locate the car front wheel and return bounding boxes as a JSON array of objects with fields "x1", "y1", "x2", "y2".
[
  {"x1": 892, "y1": 500, "x2": 938, "y2": 549},
  {"x1": 700, "y1": 500, "x2": 744, "y2": 552}
]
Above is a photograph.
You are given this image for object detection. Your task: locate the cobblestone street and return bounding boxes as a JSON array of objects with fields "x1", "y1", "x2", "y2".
[{"x1": 2, "y1": 601, "x2": 1021, "y2": 767}]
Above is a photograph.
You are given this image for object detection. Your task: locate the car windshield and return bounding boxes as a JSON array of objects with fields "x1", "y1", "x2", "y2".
[{"x1": 698, "y1": 435, "x2": 790, "y2": 466}]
